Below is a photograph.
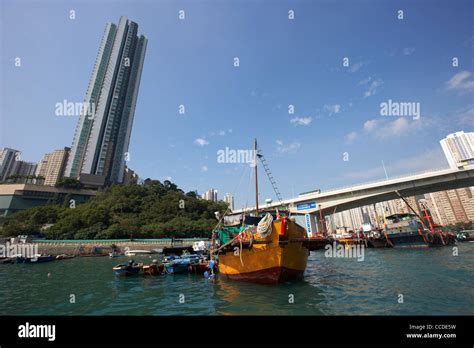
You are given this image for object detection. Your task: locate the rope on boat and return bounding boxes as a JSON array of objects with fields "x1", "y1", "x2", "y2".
[
  {"x1": 257, "y1": 213, "x2": 273, "y2": 238},
  {"x1": 239, "y1": 238, "x2": 244, "y2": 266}
]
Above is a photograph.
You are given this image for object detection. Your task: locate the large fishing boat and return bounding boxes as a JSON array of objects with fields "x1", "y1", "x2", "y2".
[
  {"x1": 215, "y1": 139, "x2": 310, "y2": 284},
  {"x1": 383, "y1": 194, "x2": 456, "y2": 248},
  {"x1": 384, "y1": 213, "x2": 429, "y2": 248}
]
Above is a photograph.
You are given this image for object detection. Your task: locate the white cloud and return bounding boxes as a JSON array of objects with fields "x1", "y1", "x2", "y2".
[
  {"x1": 363, "y1": 119, "x2": 379, "y2": 132},
  {"x1": 276, "y1": 140, "x2": 301, "y2": 154},
  {"x1": 344, "y1": 131, "x2": 358, "y2": 144},
  {"x1": 194, "y1": 138, "x2": 209, "y2": 146},
  {"x1": 363, "y1": 78, "x2": 383, "y2": 98},
  {"x1": 402, "y1": 47, "x2": 416, "y2": 56},
  {"x1": 290, "y1": 116, "x2": 313, "y2": 126},
  {"x1": 324, "y1": 104, "x2": 341, "y2": 115},
  {"x1": 446, "y1": 71, "x2": 474, "y2": 92},
  {"x1": 201, "y1": 165, "x2": 208, "y2": 172},
  {"x1": 363, "y1": 118, "x2": 420, "y2": 138},
  {"x1": 359, "y1": 77, "x2": 372, "y2": 85},
  {"x1": 349, "y1": 61, "x2": 364, "y2": 73},
  {"x1": 218, "y1": 130, "x2": 226, "y2": 136}
]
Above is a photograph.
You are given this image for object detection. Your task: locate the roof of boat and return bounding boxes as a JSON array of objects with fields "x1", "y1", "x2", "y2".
[{"x1": 385, "y1": 213, "x2": 417, "y2": 219}]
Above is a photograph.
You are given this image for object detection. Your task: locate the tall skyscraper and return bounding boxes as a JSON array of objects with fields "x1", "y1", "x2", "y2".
[
  {"x1": 440, "y1": 131, "x2": 474, "y2": 168},
  {"x1": 65, "y1": 16, "x2": 147, "y2": 185},
  {"x1": 201, "y1": 188, "x2": 218, "y2": 202},
  {"x1": 36, "y1": 148, "x2": 70, "y2": 186},
  {"x1": 0, "y1": 148, "x2": 20, "y2": 182},
  {"x1": 224, "y1": 193, "x2": 234, "y2": 210}
]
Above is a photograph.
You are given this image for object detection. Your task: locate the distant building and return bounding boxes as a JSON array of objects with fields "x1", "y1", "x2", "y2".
[
  {"x1": 424, "y1": 188, "x2": 474, "y2": 225},
  {"x1": 440, "y1": 131, "x2": 474, "y2": 168},
  {"x1": 201, "y1": 188, "x2": 218, "y2": 202},
  {"x1": 13, "y1": 161, "x2": 37, "y2": 180},
  {"x1": 0, "y1": 148, "x2": 21, "y2": 182},
  {"x1": 123, "y1": 166, "x2": 138, "y2": 184},
  {"x1": 223, "y1": 193, "x2": 234, "y2": 210},
  {"x1": 36, "y1": 148, "x2": 70, "y2": 186},
  {"x1": 65, "y1": 16, "x2": 147, "y2": 185}
]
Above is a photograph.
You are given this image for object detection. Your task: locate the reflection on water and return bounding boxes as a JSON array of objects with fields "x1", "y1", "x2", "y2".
[{"x1": 0, "y1": 244, "x2": 473, "y2": 315}]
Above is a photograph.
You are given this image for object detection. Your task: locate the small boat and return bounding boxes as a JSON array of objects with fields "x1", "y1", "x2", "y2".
[
  {"x1": 109, "y1": 251, "x2": 121, "y2": 257},
  {"x1": 162, "y1": 246, "x2": 194, "y2": 256},
  {"x1": 163, "y1": 254, "x2": 199, "y2": 274},
  {"x1": 143, "y1": 260, "x2": 165, "y2": 275},
  {"x1": 0, "y1": 257, "x2": 15, "y2": 264},
  {"x1": 113, "y1": 260, "x2": 142, "y2": 276},
  {"x1": 457, "y1": 230, "x2": 474, "y2": 242},
  {"x1": 366, "y1": 229, "x2": 389, "y2": 248},
  {"x1": 124, "y1": 249, "x2": 152, "y2": 256},
  {"x1": 16, "y1": 254, "x2": 55, "y2": 263},
  {"x1": 55, "y1": 254, "x2": 75, "y2": 260}
]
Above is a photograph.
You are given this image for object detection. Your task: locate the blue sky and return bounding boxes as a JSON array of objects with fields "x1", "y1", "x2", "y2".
[{"x1": 1, "y1": 0, "x2": 473, "y2": 208}]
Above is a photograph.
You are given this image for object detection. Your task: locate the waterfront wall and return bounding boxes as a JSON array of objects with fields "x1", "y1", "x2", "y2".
[{"x1": 32, "y1": 239, "x2": 204, "y2": 256}]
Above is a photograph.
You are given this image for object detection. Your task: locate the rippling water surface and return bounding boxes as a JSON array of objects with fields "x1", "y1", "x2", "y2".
[{"x1": 1, "y1": 243, "x2": 473, "y2": 315}]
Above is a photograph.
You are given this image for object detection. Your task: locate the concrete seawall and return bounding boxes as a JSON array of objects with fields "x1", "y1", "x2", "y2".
[{"x1": 34, "y1": 240, "x2": 197, "y2": 256}]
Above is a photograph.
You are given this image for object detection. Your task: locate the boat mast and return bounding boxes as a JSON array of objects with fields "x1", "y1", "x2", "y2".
[
  {"x1": 394, "y1": 191, "x2": 431, "y2": 231},
  {"x1": 254, "y1": 138, "x2": 259, "y2": 216}
]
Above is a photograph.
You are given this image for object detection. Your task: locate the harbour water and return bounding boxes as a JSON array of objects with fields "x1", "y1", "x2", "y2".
[{"x1": 0, "y1": 243, "x2": 473, "y2": 316}]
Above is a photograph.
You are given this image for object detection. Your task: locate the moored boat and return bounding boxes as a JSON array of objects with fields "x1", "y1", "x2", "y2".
[
  {"x1": 0, "y1": 257, "x2": 15, "y2": 264},
  {"x1": 16, "y1": 254, "x2": 55, "y2": 263},
  {"x1": 143, "y1": 260, "x2": 165, "y2": 275},
  {"x1": 163, "y1": 254, "x2": 199, "y2": 274},
  {"x1": 162, "y1": 246, "x2": 194, "y2": 256},
  {"x1": 384, "y1": 214, "x2": 429, "y2": 248},
  {"x1": 456, "y1": 230, "x2": 474, "y2": 242},
  {"x1": 124, "y1": 249, "x2": 153, "y2": 256},
  {"x1": 217, "y1": 210, "x2": 309, "y2": 284},
  {"x1": 56, "y1": 254, "x2": 75, "y2": 260},
  {"x1": 113, "y1": 260, "x2": 142, "y2": 276},
  {"x1": 215, "y1": 139, "x2": 310, "y2": 285}
]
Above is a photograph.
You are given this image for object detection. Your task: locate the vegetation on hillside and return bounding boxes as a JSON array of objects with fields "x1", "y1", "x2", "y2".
[{"x1": 0, "y1": 179, "x2": 228, "y2": 239}]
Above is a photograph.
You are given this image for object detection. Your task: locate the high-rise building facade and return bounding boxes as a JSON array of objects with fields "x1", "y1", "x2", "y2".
[
  {"x1": 0, "y1": 148, "x2": 20, "y2": 182},
  {"x1": 424, "y1": 189, "x2": 474, "y2": 225},
  {"x1": 440, "y1": 131, "x2": 474, "y2": 168},
  {"x1": 36, "y1": 148, "x2": 70, "y2": 186},
  {"x1": 201, "y1": 188, "x2": 218, "y2": 202},
  {"x1": 65, "y1": 16, "x2": 147, "y2": 185},
  {"x1": 0, "y1": 148, "x2": 38, "y2": 183},
  {"x1": 224, "y1": 193, "x2": 234, "y2": 210}
]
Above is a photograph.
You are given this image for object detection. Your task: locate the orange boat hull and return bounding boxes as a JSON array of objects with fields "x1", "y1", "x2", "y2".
[{"x1": 218, "y1": 219, "x2": 309, "y2": 284}]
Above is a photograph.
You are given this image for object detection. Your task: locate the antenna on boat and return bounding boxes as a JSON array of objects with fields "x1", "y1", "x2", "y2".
[
  {"x1": 254, "y1": 141, "x2": 286, "y2": 211},
  {"x1": 254, "y1": 138, "x2": 259, "y2": 216}
]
